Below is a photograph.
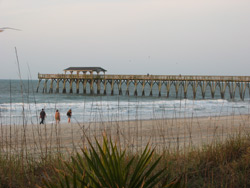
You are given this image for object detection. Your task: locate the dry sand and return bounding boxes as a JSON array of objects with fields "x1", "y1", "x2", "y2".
[{"x1": 1, "y1": 114, "x2": 250, "y2": 155}]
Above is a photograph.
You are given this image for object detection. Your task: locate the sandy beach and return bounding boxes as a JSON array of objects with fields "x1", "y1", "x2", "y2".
[{"x1": 1, "y1": 114, "x2": 250, "y2": 156}]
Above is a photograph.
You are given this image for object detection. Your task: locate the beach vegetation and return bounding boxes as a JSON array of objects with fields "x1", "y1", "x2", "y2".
[
  {"x1": 42, "y1": 135, "x2": 177, "y2": 188},
  {"x1": 0, "y1": 132, "x2": 249, "y2": 187}
]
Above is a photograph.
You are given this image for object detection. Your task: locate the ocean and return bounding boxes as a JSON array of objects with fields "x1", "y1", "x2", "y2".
[{"x1": 0, "y1": 79, "x2": 249, "y2": 125}]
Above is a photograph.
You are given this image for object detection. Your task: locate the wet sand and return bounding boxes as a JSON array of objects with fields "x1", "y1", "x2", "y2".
[{"x1": 1, "y1": 114, "x2": 250, "y2": 155}]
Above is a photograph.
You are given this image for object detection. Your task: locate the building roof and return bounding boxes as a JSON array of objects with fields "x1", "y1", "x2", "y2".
[{"x1": 64, "y1": 67, "x2": 107, "y2": 73}]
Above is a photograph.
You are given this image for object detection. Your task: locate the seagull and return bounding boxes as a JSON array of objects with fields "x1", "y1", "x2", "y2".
[{"x1": 0, "y1": 27, "x2": 21, "y2": 32}]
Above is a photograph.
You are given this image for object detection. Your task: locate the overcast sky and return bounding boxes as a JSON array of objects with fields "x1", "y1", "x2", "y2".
[{"x1": 0, "y1": 0, "x2": 250, "y2": 79}]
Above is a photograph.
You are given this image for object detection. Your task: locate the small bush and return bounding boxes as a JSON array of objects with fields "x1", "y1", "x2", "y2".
[{"x1": 42, "y1": 135, "x2": 180, "y2": 188}]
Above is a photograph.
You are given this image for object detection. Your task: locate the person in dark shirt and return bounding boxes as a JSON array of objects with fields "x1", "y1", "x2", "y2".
[
  {"x1": 40, "y1": 109, "x2": 46, "y2": 124},
  {"x1": 67, "y1": 109, "x2": 72, "y2": 123}
]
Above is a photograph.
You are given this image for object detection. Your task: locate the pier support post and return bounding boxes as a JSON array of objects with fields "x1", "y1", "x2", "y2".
[
  {"x1": 158, "y1": 81, "x2": 162, "y2": 97},
  {"x1": 175, "y1": 81, "x2": 180, "y2": 98},
  {"x1": 149, "y1": 81, "x2": 153, "y2": 96},
  {"x1": 56, "y1": 79, "x2": 60, "y2": 93},
  {"x1": 142, "y1": 80, "x2": 145, "y2": 96},
  {"x1": 69, "y1": 79, "x2": 73, "y2": 93},
  {"x1": 90, "y1": 79, "x2": 94, "y2": 95},
  {"x1": 209, "y1": 81, "x2": 216, "y2": 98},
  {"x1": 126, "y1": 80, "x2": 130, "y2": 96},
  {"x1": 166, "y1": 81, "x2": 171, "y2": 98},
  {"x1": 219, "y1": 82, "x2": 226, "y2": 99},
  {"x1": 239, "y1": 82, "x2": 246, "y2": 100},
  {"x1": 103, "y1": 80, "x2": 107, "y2": 95},
  {"x1": 36, "y1": 79, "x2": 41, "y2": 93},
  {"x1": 201, "y1": 81, "x2": 207, "y2": 99},
  {"x1": 111, "y1": 80, "x2": 115, "y2": 95},
  {"x1": 97, "y1": 79, "x2": 101, "y2": 94},
  {"x1": 229, "y1": 82, "x2": 236, "y2": 99},
  {"x1": 118, "y1": 80, "x2": 122, "y2": 95},
  {"x1": 76, "y1": 79, "x2": 80, "y2": 94},
  {"x1": 49, "y1": 79, "x2": 54, "y2": 93},
  {"x1": 211, "y1": 82, "x2": 216, "y2": 99},
  {"x1": 183, "y1": 81, "x2": 188, "y2": 99},
  {"x1": 248, "y1": 83, "x2": 250, "y2": 99},
  {"x1": 62, "y1": 79, "x2": 67, "y2": 93},
  {"x1": 134, "y1": 81, "x2": 138, "y2": 96},
  {"x1": 43, "y1": 79, "x2": 48, "y2": 93},
  {"x1": 83, "y1": 79, "x2": 87, "y2": 94},
  {"x1": 192, "y1": 81, "x2": 198, "y2": 99}
]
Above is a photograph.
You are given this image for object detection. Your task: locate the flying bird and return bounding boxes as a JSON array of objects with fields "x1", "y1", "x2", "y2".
[{"x1": 0, "y1": 27, "x2": 21, "y2": 32}]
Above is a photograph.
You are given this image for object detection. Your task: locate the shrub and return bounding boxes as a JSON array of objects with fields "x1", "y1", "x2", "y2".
[{"x1": 42, "y1": 135, "x2": 180, "y2": 188}]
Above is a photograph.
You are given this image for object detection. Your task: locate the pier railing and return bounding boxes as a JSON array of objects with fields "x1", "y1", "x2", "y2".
[
  {"x1": 37, "y1": 73, "x2": 250, "y2": 100},
  {"x1": 38, "y1": 73, "x2": 250, "y2": 82}
]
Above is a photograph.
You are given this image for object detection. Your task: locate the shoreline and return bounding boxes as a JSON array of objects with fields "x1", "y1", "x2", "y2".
[
  {"x1": 2, "y1": 112, "x2": 250, "y2": 127},
  {"x1": 1, "y1": 114, "x2": 250, "y2": 155}
]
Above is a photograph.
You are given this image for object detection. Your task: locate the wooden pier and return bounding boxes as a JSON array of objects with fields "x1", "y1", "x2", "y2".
[{"x1": 37, "y1": 67, "x2": 250, "y2": 100}]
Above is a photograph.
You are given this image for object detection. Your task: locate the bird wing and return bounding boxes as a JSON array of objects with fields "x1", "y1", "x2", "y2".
[{"x1": 0, "y1": 27, "x2": 21, "y2": 31}]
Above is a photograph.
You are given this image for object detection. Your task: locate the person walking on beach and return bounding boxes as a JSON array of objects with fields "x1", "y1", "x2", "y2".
[
  {"x1": 55, "y1": 109, "x2": 60, "y2": 124},
  {"x1": 40, "y1": 109, "x2": 46, "y2": 124},
  {"x1": 67, "y1": 109, "x2": 72, "y2": 123}
]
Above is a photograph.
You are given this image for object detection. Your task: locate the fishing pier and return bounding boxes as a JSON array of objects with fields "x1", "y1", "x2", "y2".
[{"x1": 37, "y1": 67, "x2": 250, "y2": 100}]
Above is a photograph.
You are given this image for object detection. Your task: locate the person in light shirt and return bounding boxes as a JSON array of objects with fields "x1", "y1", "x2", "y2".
[{"x1": 55, "y1": 109, "x2": 60, "y2": 124}]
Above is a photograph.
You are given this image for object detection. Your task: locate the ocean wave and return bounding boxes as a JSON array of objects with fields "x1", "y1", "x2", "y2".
[{"x1": 0, "y1": 98, "x2": 249, "y2": 125}]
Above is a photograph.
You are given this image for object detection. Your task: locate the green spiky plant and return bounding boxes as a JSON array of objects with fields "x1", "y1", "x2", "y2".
[{"x1": 42, "y1": 135, "x2": 181, "y2": 188}]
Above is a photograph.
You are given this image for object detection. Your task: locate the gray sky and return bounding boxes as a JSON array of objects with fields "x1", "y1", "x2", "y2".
[{"x1": 1, "y1": 0, "x2": 250, "y2": 79}]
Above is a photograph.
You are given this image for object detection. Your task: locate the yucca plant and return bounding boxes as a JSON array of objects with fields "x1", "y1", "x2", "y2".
[{"x1": 42, "y1": 135, "x2": 181, "y2": 188}]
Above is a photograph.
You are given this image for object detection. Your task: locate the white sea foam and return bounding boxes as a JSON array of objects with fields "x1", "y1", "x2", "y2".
[{"x1": 0, "y1": 98, "x2": 249, "y2": 125}]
